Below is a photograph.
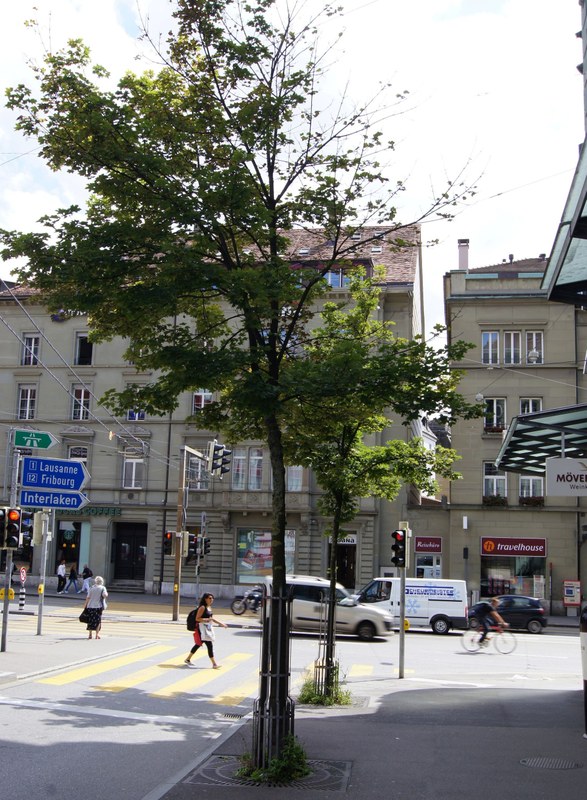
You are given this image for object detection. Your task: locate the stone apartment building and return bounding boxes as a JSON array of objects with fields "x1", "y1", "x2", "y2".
[
  {"x1": 0, "y1": 225, "x2": 437, "y2": 597},
  {"x1": 439, "y1": 240, "x2": 587, "y2": 613}
]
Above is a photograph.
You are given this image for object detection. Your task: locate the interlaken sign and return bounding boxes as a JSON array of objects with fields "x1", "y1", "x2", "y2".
[{"x1": 546, "y1": 457, "x2": 587, "y2": 496}]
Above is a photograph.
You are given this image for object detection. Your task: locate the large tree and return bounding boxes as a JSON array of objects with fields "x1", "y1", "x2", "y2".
[{"x1": 1, "y1": 0, "x2": 476, "y2": 763}]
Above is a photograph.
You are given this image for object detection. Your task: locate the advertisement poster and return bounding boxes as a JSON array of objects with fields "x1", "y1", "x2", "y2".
[{"x1": 236, "y1": 528, "x2": 295, "y2": 584}]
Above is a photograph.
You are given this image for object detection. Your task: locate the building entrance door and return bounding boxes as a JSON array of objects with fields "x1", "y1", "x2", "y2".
[
  {"x1": 114, "y1": 522, "x2": 147, "y2": 581},
  {"x1": 328, "y1": 540, "x2": 356, "y2": 589}
]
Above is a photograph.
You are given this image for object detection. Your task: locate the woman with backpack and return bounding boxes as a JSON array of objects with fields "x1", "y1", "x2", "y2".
[{"x1": 184, "y1": 593, "x2": 227, "y2": 668}]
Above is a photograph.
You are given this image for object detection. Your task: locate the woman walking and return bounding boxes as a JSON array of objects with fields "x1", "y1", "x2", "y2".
[
  {"x1": 184, "y1": 593, "x2": 227, "y2": 668},
  {"x1": 82, "y1": 576, "x2": 108, "y2": 639}
]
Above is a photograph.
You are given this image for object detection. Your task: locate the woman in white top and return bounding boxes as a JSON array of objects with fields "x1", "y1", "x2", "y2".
[{"x1": 82, "y1": 576, "x2": 108, "y2": 639}]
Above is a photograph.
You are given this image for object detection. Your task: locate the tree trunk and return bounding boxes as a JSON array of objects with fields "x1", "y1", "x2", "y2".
[{"x1": 325, "y1": 504, "x2": 342, "y2": 698}]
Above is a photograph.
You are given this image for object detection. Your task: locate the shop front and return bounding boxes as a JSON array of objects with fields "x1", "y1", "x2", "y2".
[
  {"x1": 480, "y1": 536, "x2": 546, "y2": 599},
  {"x1": 414, "y1": 536, "x2": 442, "y2": 579}
]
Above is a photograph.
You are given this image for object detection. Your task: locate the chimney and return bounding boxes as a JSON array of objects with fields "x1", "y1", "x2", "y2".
[{"x1": 457, "y1": 238, "x2": 469, "y2": 271}]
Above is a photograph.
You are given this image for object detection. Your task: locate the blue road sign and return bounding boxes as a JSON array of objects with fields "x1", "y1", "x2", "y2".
[
  {"x1": 19, "y1": 488, "x2": 89, "y2": 510},
  {"x1": 21, "y1": 456, "x2": 89, "y2": 492}
]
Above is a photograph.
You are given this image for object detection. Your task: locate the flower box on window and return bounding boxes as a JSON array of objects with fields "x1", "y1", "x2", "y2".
[
  {"x1": 518, "y1": 496, "x2": 544, "y2": 507},
  {"x1": 483, "y1": 425, "x2": 505, "y2": 434},
  {"x1": 482, "y1": 495, "x2": 508, "y2": 507}
]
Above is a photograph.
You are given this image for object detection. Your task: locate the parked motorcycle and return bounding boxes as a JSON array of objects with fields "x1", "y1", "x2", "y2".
[{"x1": 230, "y1": 584, "x2": 263, "y2": 615}]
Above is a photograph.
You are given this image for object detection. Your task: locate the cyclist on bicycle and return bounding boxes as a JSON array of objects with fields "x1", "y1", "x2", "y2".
[{"x1": 476, "y1": 597, "x2": 508, "y2": 645}]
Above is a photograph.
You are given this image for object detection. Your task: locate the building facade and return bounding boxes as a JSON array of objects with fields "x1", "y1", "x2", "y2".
[
  {"x1": 440, "y1": 240, "x2": 587, "y2": 613},
  {"x1": 0, "y1": 226, "x2": 433, "y2": 598}
]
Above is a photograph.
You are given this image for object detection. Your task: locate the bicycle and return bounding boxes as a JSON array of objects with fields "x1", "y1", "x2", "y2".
[{"x1": 462, "y1": 626, "x2": 516, "y2": 654}]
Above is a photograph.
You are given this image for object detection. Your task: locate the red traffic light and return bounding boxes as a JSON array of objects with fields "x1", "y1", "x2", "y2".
[
  {"x1": 391, "y1": 530, "x2": 404, "y2": 541},
  {"x1": 7, "y1": 508, "x2": 21, "y2": 523}
]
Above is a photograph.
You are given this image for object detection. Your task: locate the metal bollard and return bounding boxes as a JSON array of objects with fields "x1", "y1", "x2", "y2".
[{"x1": 19, "y1": 582, "x2": 26, "y2": 611}]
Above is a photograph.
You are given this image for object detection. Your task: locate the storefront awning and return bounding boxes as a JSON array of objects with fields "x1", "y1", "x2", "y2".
[{"x1": 495, "y1": 403, "x2": 587, "y2": 475}]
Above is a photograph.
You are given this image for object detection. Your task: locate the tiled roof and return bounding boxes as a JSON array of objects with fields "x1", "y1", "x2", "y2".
[
  {"x1": 468, "y1": 257, "x2": 547, "y2": 274},
  {"x1": 0, "y1": 224, "x2": 421, "y2": 298},
  {"x1": 283, "y1": 225, "x2": 421, "y2": 284}
]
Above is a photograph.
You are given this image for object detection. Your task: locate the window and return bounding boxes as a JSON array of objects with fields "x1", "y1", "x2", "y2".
[
  {"x1": 71, "y1": 385, "x2": 91, "y2": 421},
  {"x1": 75, "y1": 334, "x2": 93, "y2": 366},
  {"x1": 232, "y1": 448, "x2": 246, "y2": 490},
  {"x1": 193, "y1": 389, "x2": 213, "y2": 413},
  {"x1": 484, "y1": 398, "x2": 506, "y2": 431},
  {"x1": 18, "y1": 385, "x2": 36, "y2": 420},
  {"x1": 127, "y1": 409, "x2": 146, "y2": 421},
  {"x1": 186, "y1": 455, "x2": 209, "y2": 491},
  {"x1": 481, "y1": 331, "x2": 499, "y2": 365},
  {"x1": 248, "y1": 448, "x2": 263, "y2": 490},
  {"x1": 503, "y1": 331, "x2": 521, "y2": 365},
  {"x1": 526, "y1": 331, "x2": 543, "y2": 364},
  {"x1": 122, "y1": 448, "x2": 144, "y2": 489},
  {"x1": 68, "y1": 446, "x2": 88, "y2": 465},
  {"x1": 520, "y1": 398, "x2": 542, "y2": 415},
  {"x1": 232, "y1": 447, "x2": 264, "y2": 490},
  {"x1": 21, "y1": 334, "x2": 40, "y2": 366},
  {"x1": 287, "y1": 465, "x2": 303, "y2": 492},
  {"x1": 520, "y1": 475, "x2": 544, "y2": 498},
  {"x1": 483, "y1": 462, "x2": 507, "y2": 498}
]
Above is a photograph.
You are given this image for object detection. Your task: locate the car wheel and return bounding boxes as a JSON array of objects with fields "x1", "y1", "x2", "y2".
[
  {"x1": 526, "y1": 619, "x2": 543, "y2": 634},
  {"x1": 431, "y1": 617, "x2": 450, "y2": 635},
  {"x1": 356, "y1": 621, "x2": 376, "y2": 641},
  {"x1": 468, "y1": 617, "x2": 479, "y2": 630}
]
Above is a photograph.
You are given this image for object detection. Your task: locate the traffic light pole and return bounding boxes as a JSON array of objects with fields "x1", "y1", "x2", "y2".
[
  {"x1": 36, "y1": 511, "x2": 52, "y2": 636},
  {"x1": 398, "y1": 567, "x2": 406, "y2": 678},
  {"x1": 172, "y1": 448, "x2": 187, "y2": 622}
]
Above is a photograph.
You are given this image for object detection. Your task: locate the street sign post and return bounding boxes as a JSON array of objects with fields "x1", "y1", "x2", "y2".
[
  {"x1": 19, "y1": 489, "x2": 89, "y2": 510},
  {"x1": 13, "y1": 429, "x2": 58, "y2": 450},
  {"x1": 21, "y1": 456, "x2": 89, "y2": 492}
]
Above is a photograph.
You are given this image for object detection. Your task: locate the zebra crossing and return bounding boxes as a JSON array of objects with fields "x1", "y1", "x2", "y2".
[{"x1": 30, "y1": 642, "x2": 375, "y2": 708}]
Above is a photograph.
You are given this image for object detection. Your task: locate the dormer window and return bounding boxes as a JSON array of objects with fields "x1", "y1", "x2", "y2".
[
  {"x1": 371, "y1": 246, "x2": 383, "y2": 254},
  {"x1": 297, "y1": 248, "x2": 310, "y2": 255},
  {"x1": 350, "y1": 233, "x2": 362, "y2": 240}
]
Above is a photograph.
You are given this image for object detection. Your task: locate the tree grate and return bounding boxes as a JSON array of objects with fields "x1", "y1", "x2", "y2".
[
  {"x1": 520, "y1": 757, "x2": 583, "y2": 770},
  {"x1": 183, "y1": 754, "x2": 352, "y2": 791}
]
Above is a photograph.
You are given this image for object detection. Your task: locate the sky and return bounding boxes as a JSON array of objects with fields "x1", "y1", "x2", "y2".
[{"x1": 0, "y1": 0, "x2": 584, "y2": 332}]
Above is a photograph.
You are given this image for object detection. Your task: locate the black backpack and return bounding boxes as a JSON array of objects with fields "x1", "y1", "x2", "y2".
[{"x1": 186, "y1": 609, "x2": 198, "y2": 631}]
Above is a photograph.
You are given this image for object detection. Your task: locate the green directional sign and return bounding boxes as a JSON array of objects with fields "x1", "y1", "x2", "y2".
[{"x1": 13, "y1": 429, "x2": 58, "y2": 450}]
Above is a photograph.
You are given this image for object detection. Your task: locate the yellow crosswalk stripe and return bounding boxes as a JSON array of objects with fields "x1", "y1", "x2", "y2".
[
  {"x1": 212, "y1": 672, "x2": 260, "y2": 705},
  {"x1": 95, "y1": 650, "x2": 205, "y2": 692},
  {"x1": 38, "y1": 645, "x2": 172, "y2": 685},
  {"x1": 348, "y1": 664, "x2": 373, "y2": 677},
  {"x1": 150, "y1": 652, "x2": 253, "y2": 698}
]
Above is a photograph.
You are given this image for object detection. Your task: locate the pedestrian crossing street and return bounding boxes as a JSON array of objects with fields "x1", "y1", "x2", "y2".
[{"x1": 32, "y1": 643, "x2": 376, "y2": 709}]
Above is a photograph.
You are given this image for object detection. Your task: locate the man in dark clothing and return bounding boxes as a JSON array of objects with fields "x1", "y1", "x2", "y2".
[{"x1": 476, "y1": 597, "x2": 508, "y2": 644}]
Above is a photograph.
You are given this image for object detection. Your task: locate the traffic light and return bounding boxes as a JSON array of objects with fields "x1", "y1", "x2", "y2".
[
  {"x1": 187, "y1": 533, "x2": 198, "y2": 558},
  {"x1": 391, "y1": 529, "x2": 406, "y2": 568},
  {"x1": 5, "y1": 508, "x2": 22, "y2": 549},
  {"x1": 203, "y1": 537, "x2": 211, "y2": 555},
  {"x1": 207, "y1": 440, "x2": 232, "y2": 477},
  {"x1": 163, "y1": 530, "x2": 174, "y2": 556},
  {"x1": 20, "y1": 509, "x2": 34, "y2": 547}
]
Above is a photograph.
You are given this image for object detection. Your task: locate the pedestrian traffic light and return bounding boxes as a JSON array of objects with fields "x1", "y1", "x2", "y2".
[
  {"x1": 5, "y1": 508, "x2": 22, "y2": 549},
  {"x1": 391, "y1": 529, "x2": 406, "y2": 568},
  {"x1": 163, "y1": 530, "x2": 174, "y2": 556},
  {"x1": 207, "y1": 440, "x2": 232, "y2": 477},
  {"x1": 203, "y1": 537, "x2": 211, "y2": 555}
]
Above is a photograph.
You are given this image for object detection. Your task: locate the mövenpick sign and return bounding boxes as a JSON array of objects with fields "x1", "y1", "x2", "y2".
[{"x1": 546, "y1": 457, "x2": 587, "y2": 496}]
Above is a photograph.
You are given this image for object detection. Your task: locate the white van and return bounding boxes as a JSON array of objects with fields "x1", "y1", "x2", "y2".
[
  {"x1": 263, "y1": 575, "x2": 394, "y2": 640},
  {"x1": 353, "y1": 577, "x2": 468, "y2": 634}
]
